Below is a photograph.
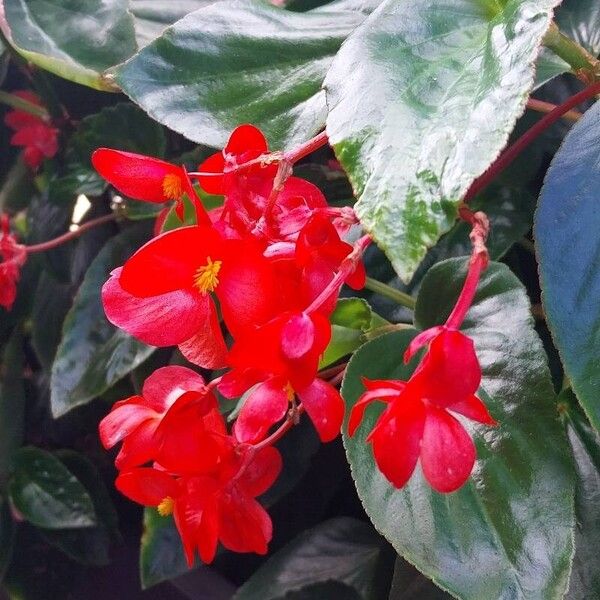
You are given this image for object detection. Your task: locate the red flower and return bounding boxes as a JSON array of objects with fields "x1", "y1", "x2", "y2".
[
  {"x1": 92, "y1": 149, "x2": 210, "y2": 222},
  {"x1": 5, "y1": 91, "x2": 58, "y2": 170},
  {"x1": 115, "y1": 445, "x2": 282, "y2": 565},
  {"x1": 220, "y1": 311, "x2": 344, "y2": 444},
  {"x1": 99, "y1": 366, "x2": 224, "y2": 471},
  {"x1": 102, "y1": 225, "x2": 277, "y2": 368},
  {"x1": 0, "y1": 216, "x2": 27, "y2": 310},
  {"x1": 349, "y1": 329, "x2": 496, "y2": 493}
]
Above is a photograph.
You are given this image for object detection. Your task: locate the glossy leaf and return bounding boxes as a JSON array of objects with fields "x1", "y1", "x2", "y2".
[
  {"x1": 0, "y1": 0, "x2": 136, "y2": 91},
  {"x1": 130, "y1": 0, "x2": 215, "y2": 47},
  {"x1": 50, "y1": 224, "x2": 154, "y2": 418},
  {"x1": 8, "y1": 447, "x2": 97, "y2": 530},
  {"x1": 115, "y1": 0, "x2": 365, "y2": 149},
  {"x1": 558, "y1": 389, "x2": 600, "y2": 599},
  {"x1": 555, "y1": 0, "x2": 600, "y2": 56},
  {"x1": 342, "y1": 259, "x2": 575, "y2": 598},
  {"x1": 234, "y1": 517, "x2": 387, "y2": 600},
  {"x1": 324, "y1": 0, "x2": 560, "y2": 281},
  {"x1": 535, "y1": 100, "x2": 600, "y2": 432}
]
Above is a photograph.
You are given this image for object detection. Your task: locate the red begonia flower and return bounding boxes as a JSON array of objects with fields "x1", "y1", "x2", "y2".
[
  {"x1": 0, "y1": 216, "x2": 27, "y2": 310},
  {"x1": 115, "y1": 445, "x2": 281, "y2": 565},
  {"x1": 102, "y1": 225, "x2": 277, "y2": 367},
  {"x1": 92, "y1": 148, "x2": 210, "y2": 222},
  {"x1": 221, "y1": 311, "x2": 343, "y2": 443},
  {"x1": 99, "y1": 366, "x2": 220, "y2": 470},
  {"x1": 349, "y1": 329, "x2": 495, "y2": 493},
  {"x1": 197, "y1": 124, "x2": 275, "y2": 195},
  {"x1": 5, "y1": 91, "x2": 58, "y2": 170}
]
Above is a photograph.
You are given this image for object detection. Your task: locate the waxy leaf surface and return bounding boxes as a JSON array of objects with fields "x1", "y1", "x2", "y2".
[
  {"x1": 535, "y1": 100, "x2": 600, "y2": 432},
  {"x1": 342, "y1": 259, "x2": 575, "y2": 598},
  {"x1": 115, "y1": 0, "x2": 365, "y2": 149},
  {"x1": 325, "y1": 0, "x2": 560, "y2": 281}
]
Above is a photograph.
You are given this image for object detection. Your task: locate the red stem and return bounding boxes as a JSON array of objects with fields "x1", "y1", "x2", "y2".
[
  {"x1": 26, "y1": 213, "x2": 117, "y2": 254},
  {"x1": 444, "y1": 252, "x2": 486, "y2": 330},
  {"x1": 283, "y1": 131, "x2": 329, "y2": 163},
  {"x1": 465, "y1": 81, "x2": 600, "y2": 202},
  {"x1": 252, "y1": 405, "x2": 306, "y2": 452}
]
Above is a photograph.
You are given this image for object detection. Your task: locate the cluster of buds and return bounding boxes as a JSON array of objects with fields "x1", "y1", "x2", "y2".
[{"x1": 94, "y1": 125, "x2": 369, "y2": 564}]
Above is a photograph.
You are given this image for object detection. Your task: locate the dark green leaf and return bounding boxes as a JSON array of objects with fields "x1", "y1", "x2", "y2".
[
  {"x1": 555, "y1": 0, "x2": 600, "y2": 56},
  {"x1": 50, "y1": 224, "x2": 155, "y2": 418},
  {"x1": 140, "y1": 508, "x2": 188, "y2": 589},
  {"x1": 38, "y1": 451, "x2": 120, "y2": 566},
  {"x1": 342, "y1": 259, "x2": 575, "y2": 598},
  {"x1": 388, "y1": 557, "x2": 450, "y2": 599},
  {"x1": 0, "y1": 331, "x2": 25, "y2": 485},
  {"x1": 0, "y1": 156, "x2": 37, "y2": 212},
  {"x1": 130, "y1": 0, "x2": 215, "y2": 47},
  {"x1": 535, "y1": 100, "x2": 600, "y2": 432},
  {"x1": 324, "y1": 0, "x2": 559, "y2": 281},
  {"x1": 115, "y1": 0, "x2": 365, "y2": 149},
  {"x1": 0, "y1": 0, "x2": 136, "y2": 90},
  {"x1": 65, "y1": 103, "x2": 167, "y2": 197},
  {"x1": 0, "y1": 498, "x2": 16, "y2": 580},
  {"x1": 234, "y1": 518, "x2": 386, "y2": 600},
  {"x1": 559, "y1": 389, "x2": 600, "y2": 599},
  {"x1": 9, "y1": 447, "x2": 96, "y2": 529}
]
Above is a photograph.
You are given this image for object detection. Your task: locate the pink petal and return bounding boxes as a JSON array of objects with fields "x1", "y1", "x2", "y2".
[
  {"x1": 142, "y1": 365, "x2": 207, "y2": 412},
  {"x1": 280, "y1": 312, "x2": 315, "y2": 359},
  {"x1": 420, "y1": 406, "x2": 476, "y2": 493}
]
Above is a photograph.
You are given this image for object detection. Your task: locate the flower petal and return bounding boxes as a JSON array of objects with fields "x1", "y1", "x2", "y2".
[
  {"x1": 98, "y1": 396, "x2": 156, "y2": 449},
  {"x1": 102, "y1": 267, "x2": 209, "y2": 346},
  {"x1": 297, "y1": 378, "x2": 344, "y2": 442},
  {"x1": 234, "y1": 379, "x2": 289, "y2": 444},
  {"x1": 403, "y1": 326, "x2": 444, "y2": 363},
  {"x1": 197, "y1": 152, "x2": 225, "y2": 194},
  {"x1": 420, "y1": 406, "x2": 476, "y2": 493},
  {"x1": 219, "y1": 493, "x2": 272, "y2": 555},
  {"x1": 115, "y1": 468, "x2": 178, "y2": 506},
  {"x1": 142, "y1": 365, "x2": 207, "y2": 412},
  {"x1": 237, "y1": 446, "x2": 282, "y2": 498},
  {"x1": 348, "y1": 382, "x2": 402, "y2": 437},
  {"x1": 369, "y1": 398, "x2": 425, "y2": 489},
  {"x1": 448, "y1": 394, "x2": 497, "y2": 426},
  {"x1": 115, "y1": 420, "x2": 161, "y2": 470}
]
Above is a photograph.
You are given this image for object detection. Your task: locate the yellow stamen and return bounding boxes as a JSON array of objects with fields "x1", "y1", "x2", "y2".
[
  {"x1": 284, "y1": 382, "x2": 295, "y2": 402},
  {"x1": 157, "y1": 496, "x2": 174, "y2": 517},
  {"x1": 193, "y1": 257, "x2": 222, "y2": 294},
  {"x1": 162, "y1": 173, "x2": 183, "y2": 200}
]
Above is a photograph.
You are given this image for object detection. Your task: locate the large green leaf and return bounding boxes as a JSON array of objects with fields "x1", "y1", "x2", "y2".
[
  {"x1": 558, "y1": 389, "x2": 600, "y2": 599},
  {"x1": 555, "y1": 0, "x2": 600, "y2": 56},
  {"x1": 342, "y1": 259, "x2": 575, "y2": 598},
  {"x1": 115, "y1": 0, "x2": 365, "y2": 149},
  {"x1": 8, "y1": 447, "x2": 96, "y2": 530},
  {"x1": 234, "y1": 518, "x2": 388, "y2": 600},
  {"x1": 324, "y1": 0, "x2": 559, "y2": 281},
  {"x1": 130, "y1": 0, "x2": 215, "y2": 47},
  {"x1": 0, "y1": 0, "x2": 136, "y2": 90},
  {"x1": 535, "y1": 100, "x2": 600, "y2": 432},
  {"x1": 50, "y1": 224, "x2": 154, "y2": 418}
]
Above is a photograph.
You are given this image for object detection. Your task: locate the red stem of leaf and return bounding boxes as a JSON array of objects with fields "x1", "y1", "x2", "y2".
[
  {"x1": 283, "y1": 131, "x2": 329, "y2": 163},
  {"x1": 25, "y1": 213, "x2": 117, "y2": 254},
  {"x1": 464, "y1": 81, "x2": 600, "y2": 202}
]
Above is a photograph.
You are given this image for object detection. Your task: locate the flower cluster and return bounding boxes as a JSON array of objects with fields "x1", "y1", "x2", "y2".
[
  {"x1": 95, "y1": 125, "x2": 368, "y2": 563},
  {"x1": 349, "y1": 210, "x2": 497, "y2": 493},
  {"x1": 0, "y1": 215, "x2": 27, "y2": 310},
  {"x1": 4, "y1": 91, "x2": 58, "y2": 170}
]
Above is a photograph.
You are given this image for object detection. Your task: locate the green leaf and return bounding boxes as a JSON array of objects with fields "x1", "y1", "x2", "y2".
[
  {"x1": 388, "y1": 557, "x2": 450, "y2": 599},
  {"x1": 115, "y1": 0, "x2": 365, "y2": 149},
  {"x1": 130, "y1": 0, "x2": 215, "y2": 48},
  {"x1": 535, "y1": 100, "x2": 600, "y2": 433},
  {"x1": 8, "y1": 447, "x2": 96, "y2": 530},
  {"x1": 321, "y1": 298, "x2": 375, "y2": 368},
  {"x1": 0, "y1": 0, "x2": 136, "y2": 91},
  {"x1": 342, "y1": 259, "x2": 575, "y2": 598},
  {"x1": 324, "y1": 0, "x2": 560, "y2": 281},
  {"x1": 140, "y1": 508, "x2": 188, "y2": 589},
  {"x1": 0, "y1": 331, "x2": 25, "y2": 485},
  {"x1": 65, "y1": 103, "x2": 167, "y2": 197},
  {"x1": 50, "y1": 224, "x2": 155, "y2": 418},
  {"x1": 38, "y1": 451, "x2": 120, "y2": 566},
  {"x1": 559, "y1": 389, "x2": 600, "y2": 599},
  {"x1": 555, "y1": 0, "x2": 600, "y2": 56},
  {"x1": 234, "y1": 517, "x2": 387, "y2": 600}
]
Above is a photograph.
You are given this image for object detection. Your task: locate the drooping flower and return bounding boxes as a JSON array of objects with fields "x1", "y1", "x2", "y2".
[
  {"x1": 349, "y1": 329, "x2": 496, "y2": 493},
  {"x1": 99, "y1": 366, "x2": 224, "y2": 470},
  {"x1": 220, "y1": 310, "x2": 344, "y2": 444},
  {"x1": 92, "y1": 149, "x2": 210, "y2": 222},
  {"x1": 0, "y1": 215, "x2": 27, "y2": 310},
  {"x1": 5, "y1": 91, "x2": 58, "y2": 170},
  {"x1": 102, "y1": 225, "x2": 277, "y2": 368},
  {"x1": 115, "y1": 444, "x2": 282, "y2": 565}
]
